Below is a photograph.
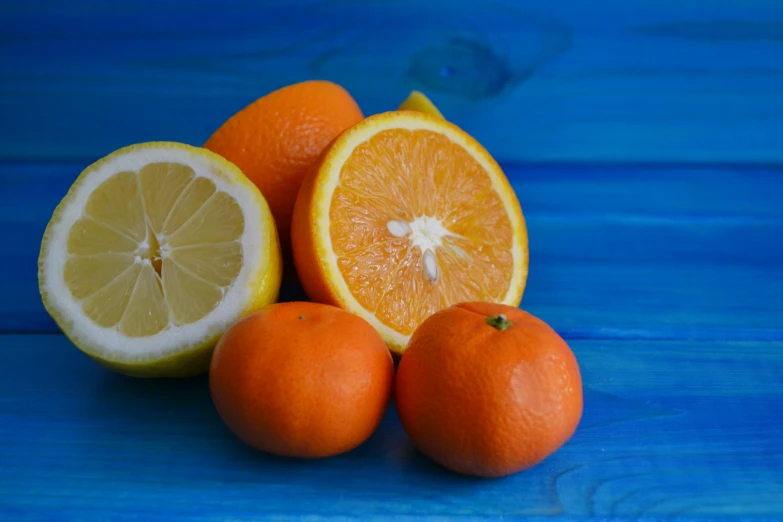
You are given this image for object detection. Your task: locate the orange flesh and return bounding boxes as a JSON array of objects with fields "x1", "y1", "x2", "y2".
[{"x1": 329, "y1": 128, "x2": 514, "y2": 335}]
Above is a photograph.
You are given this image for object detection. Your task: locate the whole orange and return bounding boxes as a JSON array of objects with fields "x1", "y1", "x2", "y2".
[
  {"x1": 395, "y1": 302, "x2": 583, "y2": 477},
  {"x1": 209, "y1": 301, "x2": 393, "y2": 458},
  {"x1": 204, "y1": 80, "x2": 363, "y2": 266}
]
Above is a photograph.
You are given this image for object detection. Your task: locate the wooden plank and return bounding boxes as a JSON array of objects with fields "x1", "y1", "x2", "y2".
[
  {"x1": 6, "y1": 162, "x2": 782, "y2": 337},
  {"x1": 7, "y1": 161, "x2": 782, "y2": 221},
  {"x1": 1, "y1": 0, "x2": 782, "y2": 162},
  {"x1": 1, "y1": 334, "x2": 781, "y2": 519}
]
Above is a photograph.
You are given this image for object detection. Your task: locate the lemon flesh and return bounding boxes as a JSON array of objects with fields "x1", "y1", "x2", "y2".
[{"x1": 39, "y1": 142, "x2": 282, "y2": 377}]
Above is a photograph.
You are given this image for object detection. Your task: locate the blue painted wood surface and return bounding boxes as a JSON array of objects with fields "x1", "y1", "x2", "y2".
[
  {"x1": 2, "y1": 336, "x2": 782, "y2": 519},
  {"x1": 1, "y1": 1, "x2": 782, "y2": 520},
  {"x1": 1, "y1": 0, "x2": 782, "y2": 162}
]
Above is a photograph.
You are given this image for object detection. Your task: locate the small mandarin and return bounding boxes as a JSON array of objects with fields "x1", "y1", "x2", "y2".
[
  {"x1": 395, "y1": 302, "x2": 583, "y2": 477},
  {"x1": 210, "y1": 302, "x2": 394, "y2": 458}
]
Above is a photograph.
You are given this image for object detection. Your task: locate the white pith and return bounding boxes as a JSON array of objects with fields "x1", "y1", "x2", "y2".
[
  {"x1": 40, "y1": 144, "x2": 268, "y2": 363},
  {"x1": 387, "y1": 215, "x2": 463, "y2": 284},
  {"x1": 408, "y1": 215, "x2": 458, "y2": 251}
]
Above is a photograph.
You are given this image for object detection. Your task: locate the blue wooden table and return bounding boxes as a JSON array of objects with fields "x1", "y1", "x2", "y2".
[{"x1": 1, "y1": 1, "x2": 782, "y2": 519}]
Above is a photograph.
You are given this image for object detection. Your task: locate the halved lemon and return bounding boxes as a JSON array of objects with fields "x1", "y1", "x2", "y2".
[
  {"x1": 292, "y1": 111, "x2": 528, "y2": 354},
  {"x1": 38, "y1": 142, "x2": 282, "y2": 377}
]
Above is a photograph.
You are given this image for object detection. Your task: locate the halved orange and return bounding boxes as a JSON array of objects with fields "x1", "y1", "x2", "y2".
[{"x1": 291, "y1": 111, "x2": 528, "y2": 354}]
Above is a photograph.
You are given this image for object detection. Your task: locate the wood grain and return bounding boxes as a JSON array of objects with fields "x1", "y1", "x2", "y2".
[
  {"x1": 7, "y1": 162, "x2": 782, "y2": 338},
  {"x1": 1, "y1": 334, "x2": 780, "y2": 519},
  {"x1": 1, "y1": 0, "x2": 782, "y2": 162}
]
